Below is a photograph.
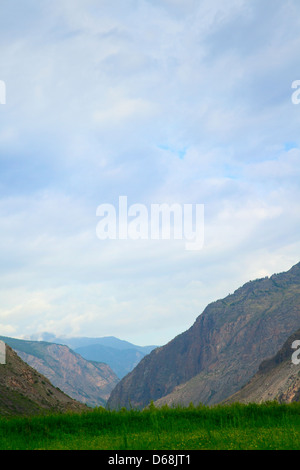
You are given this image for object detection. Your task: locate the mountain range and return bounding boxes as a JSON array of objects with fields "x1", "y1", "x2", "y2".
[
  {"x1": 107, "y1": 261, "x2": 300, "y2": 409},
  {"x1": 0, "y1": 336, "x2": 119, "y2": 407},
  {"x1": 0, "y1": 334, "x2": 157, "y2": 408},
  {"x1": 1, "y1": 262, "x2": 299, "y2": 416},
  {"x1": 27, "y1": 333, "x2": 157, "y2": 379}
]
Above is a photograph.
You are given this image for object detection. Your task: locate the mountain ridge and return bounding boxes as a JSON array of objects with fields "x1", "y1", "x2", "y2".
[
  {"x1": 0, "y1": 336, "x2": 119, "y2": 407},
  {"x1": 0, "y1": 344, "x2": 87, "y2": 416},
  {"x1": 223, "y1": 327, "x2": 300, "y2": 404},
  {"x1": 26, "y1": 333, "x2": 158, "y2": 379},
  {"x1": 107, "y1": 261, "x2": 300, "y2": 409}
]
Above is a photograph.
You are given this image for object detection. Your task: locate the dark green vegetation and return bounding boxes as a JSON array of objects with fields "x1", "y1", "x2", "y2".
[{"x1": 0, "y1": 402, "x2": 299, "y2": 450}]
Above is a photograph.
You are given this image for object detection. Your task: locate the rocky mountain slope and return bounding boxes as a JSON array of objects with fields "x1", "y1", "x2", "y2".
[
  {"x1": 74, "y1": 344, "x2": 148, "y2": 379},
  {"x1": 223, "y1": 328, "x2": 300, "y2": 404},
  {"x1": 0, "y1": 344, "x2": 87, "y2": 416},
  {"x1": 29, "y1": 333, "x2": 157, "y2": 379},
  {"x1": 0, "y1": 337, "x2": 119, "y2": 407},
  {"x1": 107, "y1": 261, "x2": 300, "y2": 409}
]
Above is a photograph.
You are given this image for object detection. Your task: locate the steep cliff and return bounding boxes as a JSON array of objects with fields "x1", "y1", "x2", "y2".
[
  {"x1": 223, "y1": 328, "x2": 300, "y2": 404},
  {"x1": 107, "y1": 262, "x2": 300, "y2": 409}
]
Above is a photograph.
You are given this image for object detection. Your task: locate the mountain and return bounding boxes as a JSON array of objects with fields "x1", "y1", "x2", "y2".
[
  {"x1": 74, "y1": 344, "x2": 146, "y2": 379},
  {"x1": 107, "y1": 261, "x2": 300, "y2": 409},
  {"x1": 0, "y1": 336, "x2": 119, "y2": 407},
  {"x1": 28, "y1": 333, "x2": 157, "y2": 379},
  {"x1": 0, "y1": 344, "x2": 87, "y2": 416},
  {"x1": 223, "y1": 327, "x2": 300, "y2": 404},
  {"x1": 29, "y1": 333, "x2": 156, "y2": 354}
]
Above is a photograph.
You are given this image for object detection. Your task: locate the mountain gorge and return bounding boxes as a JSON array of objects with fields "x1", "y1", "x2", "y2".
[
  {"x1": 107, "y1": 262, "x2": 300, "y2": 409},
  {"x1": 28, "y1": 334, "x2": 157, "y2": 379},
  {"x1": 0, "y1": 337, "x2": 119, "y2": 407}
]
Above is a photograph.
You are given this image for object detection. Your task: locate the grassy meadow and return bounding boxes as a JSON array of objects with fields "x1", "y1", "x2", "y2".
[{"x1": 0, "y1": 401, "x2": 299, "y2": 450}]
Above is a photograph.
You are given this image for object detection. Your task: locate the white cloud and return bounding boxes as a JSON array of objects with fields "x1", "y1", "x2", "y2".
[{"x1": 0, "y1": 0, "x2": 299, "y2": 345}]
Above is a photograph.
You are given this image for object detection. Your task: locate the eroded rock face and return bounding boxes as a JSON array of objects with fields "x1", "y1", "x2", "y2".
[
  {"x1": 224, "y1": 328, "x2": 300, "y2": 404},
  {"x1": 14, "y1": 342, "x2": 119, "y2": 407},
  {"x1": 107, "y1": 262, "x2": 300, "y2": 409}
]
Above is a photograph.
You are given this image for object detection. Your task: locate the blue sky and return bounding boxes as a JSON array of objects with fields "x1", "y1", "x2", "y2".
[{"x1": 0, "y1": 0, "x2": 300, "y2": 345}]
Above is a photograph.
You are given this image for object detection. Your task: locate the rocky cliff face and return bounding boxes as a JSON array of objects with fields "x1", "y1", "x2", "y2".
[
  {"x1": 1, "y1": 337, "x2": 119, "y2": 407},
  {"x1": 107, "y1": 262, "x2": 300, "y2": 409},
  {"x1": 0, "y1": 345, "x2": 87, "y2": 416},
  {"x1": 223, "y1": 328, "x2": 300, "y2": 404}
]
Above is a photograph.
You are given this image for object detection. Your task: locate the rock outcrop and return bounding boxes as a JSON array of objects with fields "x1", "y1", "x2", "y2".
[{"x1": 223, "y1": 328, "x2": 300, "y2": 404}]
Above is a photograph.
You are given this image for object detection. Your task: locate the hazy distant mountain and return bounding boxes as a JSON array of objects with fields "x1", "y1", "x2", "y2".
[
  {"x1": 29, "y1": 333, "x2": 156, "y2": 353},
  {"x1": 28, "y1": 333, "x2": 158, "y2": 379},
  {"x1": 0, "y1": 344, "x2": 87, "y2": 416},
  {"x1": 223, "y1": 327, "x2": 300, "y2": 404},
  {"x1": 73, "y1": 344, "x2": 146, "y2": 379},
  {"x1": 0, "y1": 336, "x2": 119, "y2": 407},
  {"x1": 107, "y1": 262, "x2": 300, "y2": 409}
]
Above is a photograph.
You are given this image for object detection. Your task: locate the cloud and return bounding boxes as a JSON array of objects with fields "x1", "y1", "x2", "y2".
[{"x1": 0, "y1": 1, "x2": 300, "y2": 345}]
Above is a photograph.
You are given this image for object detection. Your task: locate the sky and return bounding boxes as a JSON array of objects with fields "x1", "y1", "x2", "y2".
[{"x1": 0, "y1": 0, "x2": 300, "y2": 346}]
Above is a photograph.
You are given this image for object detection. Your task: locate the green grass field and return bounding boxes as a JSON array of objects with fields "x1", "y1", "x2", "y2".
[{"x1": 0, "y1": 401, "x2": 299, "y2": 450}]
